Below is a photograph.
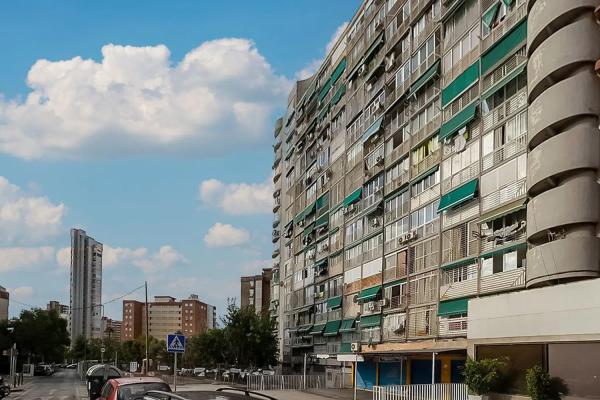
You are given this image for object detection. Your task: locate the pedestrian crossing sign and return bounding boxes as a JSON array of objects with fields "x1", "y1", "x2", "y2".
[{"x1": 167, "y1": 334, "x2": 186, "y2": 353}]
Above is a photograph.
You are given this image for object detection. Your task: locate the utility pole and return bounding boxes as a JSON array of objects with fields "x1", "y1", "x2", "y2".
[{"x1": 145, "y1": 281, "x2": 149, "y2": 375}]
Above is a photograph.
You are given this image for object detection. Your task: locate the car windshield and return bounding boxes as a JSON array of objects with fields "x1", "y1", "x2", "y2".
[{"x1": 117, "y1": 382, "x2": 171, "y2": 400}]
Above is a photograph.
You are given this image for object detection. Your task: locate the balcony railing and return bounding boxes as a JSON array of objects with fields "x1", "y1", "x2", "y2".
[
  {"x1": 361, "y1": 329, "x2": 381, "y2": 343},
  {"x1": 363, "y1": 190, "x2": 384, "y2": 211},
  {"x1": 411, "y1": 53, "x2": 440, "y2": 83},
  {"x1": 363, "y1": 245, "x2": 383, "y2": 263},
  {"x1": 480, "y1": 230, "x2": 526, "y2": 254},
  {"x1": 386, "y1": 141, "x2": 411, "y2": 167},
  {"x1": 442, "y1": 45, "x2": 481, "y2": 88},
  {"x1": 483, "y1": 51, "x2": 527, "y2": 94},
  {"x1": 386, "y1": 294, "x2": 407, "y2": 311},
  {"x1": 385, "y1": 78, "x2": 412, "y2": 109},
  {"x1": 482, "y1": 133, "x2": 527, "y2": 172},
  {"x1": 315, "y1": 313, "x2": 327, "y2": 323},
  {"x1": 442, "y1": 199, "x2": 479, "y2": 229},
  {"x1": 481, "y1": 177, "x2": 526, "y2": 213},
  {"x1": 412, "y1": 114, "x2": 441, "y2": 148},
  {"x1": 482, "y1": 88, "x2": 528, "y2": 132},
  {"x1": 438, "y1": 315, "x2": 468, "y2": 337},
  {"x1": 411, "y1": 0, "x2": 435, "y2": 23},
  {"x1": 414, "y1": 21, "x2": 437, "y2": 50},
  {"x1": 479, "y1": 267, "x2": 526, "y2": 295},
  {"x1": 383, "y1": 264, "x2": 408, "y2": 283},
  {"x1": 291, "y1": 336, "x2": 313, "y2": 348},
  {"x1": 440, "y1": 276, "x2": 478, "y2": 301},
  {"x1": 411, "y1": 148, "x2": 441, "y2": 179},
  {"x1": 385, "y1": 172, "x2": 410, "y2": 196},
  {"x1": 442, "y1": 162, "x2": 480, "y2": 194},
  {"x1": 410, "y1": 184, "x2": 440, "y2": 210},
  {"x1": 481, "y1": 2, "x2": 527, "y2": 53}
]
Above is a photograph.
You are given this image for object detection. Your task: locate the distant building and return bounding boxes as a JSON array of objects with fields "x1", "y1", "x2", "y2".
[
  {"x1": 240, "y1": 268, "x2": 273, "y2": 314},
  {"x1": 101, "y1": 317, "x2": 122, "y2": 341},
  {"x1": 122, "y1": 294, "x2": 216, "y2": 341},
  {"x1": 47, "y1": 300, "x2": 70, "y2": 332},
  {"x1": 69, "y1": 229, "x2": 103, "y2": 343},
  {"x1": 0, "y1": 286, "x2": 8, "y2": 321}
]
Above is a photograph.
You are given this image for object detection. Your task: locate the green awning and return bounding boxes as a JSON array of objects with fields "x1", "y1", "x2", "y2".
[
  {"x1": 357, "y1": 285, "x2": 382, "y2": 303},
  {"x1": 442, "y1": 61, "x2": 480, "y2": 107},
  {"x1": 501, "y1": 0, "x2": 514, "y2": 6},
  {"x1": 310, "y1": 323, "x2": 326, "y2": 335},
  {"x1": 315, "y1": 257, "x2": 328, "y2": 268},
  {"x1": 384, "y1": 279, "x2": 406, "y2": 288},
  {"x1": 480, "y1": 241, "x2": 527, "y2": 259},
  {"x1": 482, "y1": 20, "x2": 527, "y2": 74},
  {"x1": 438, "y1": 179, "x2": 479, "y2": 212},
  {"x1": 340, "y1": 342, "x2": 352, "y2": 353},
  {"x1": 364, "y1": 33, "x2": 384, "y2": 62},
  {"x1": 303, "y1": 222, "x2": 316, "y2": 237},
  {"x1": 439, "y1": 102, "x2": 478, "y2": 142},
  {"x1": 316, "y1": 193, "x2": 329, "y2": 209},
  {"x1": 297, "y1": 324, "x2": 313, "y2": 333},
  {"x1": 363, "y1": 116, "x2": 384, "y2": 142},
  {"x1": 318, "y1": 104, "x2": 330, "y2": 121},
  {"x1": 315, "y1": 213, "x2": 329, "y2": 228},
  {"x1": 318, "y1": 78, "x2": 333, "y2": 103},
  {"x1": 339, "y1": 319, "x2": 356, "y2": 332},
  {"x1": 343, "y1": 188, "x2": 362, "y2": 207},
  {"x1": 482, "y1": 2, "x2": 500, "y2": 29},
  {"x1": 442, "y1": 257, "x2": 478, "y2": 270},
  {"x1": 438, "y1": 298, "x2": 469, "y2": 316},
  {"x1": 331, "y1": 84, "x2": 346, "y2": 106},
  {"x1": 303, "y1": 202, "x2": 316, "y2": 218},
  {"x1": 482, "y1": 62, "x2": 527, "y2": 99},
  {"x1": 327, "y1": 296, "x2": 342, "y2": 310},
  {"x1": 331, "y1": 58, "x2": 347, "y2": 85},
  {"x1": 324, "y1": 320, "x2": 342, "y2": 337},
  {"x1": 410, "y1": 60, "x2": 440, "y2": 96},
  {"x1": 360, "y1": 314, "x2": 382, "y2": 328}
]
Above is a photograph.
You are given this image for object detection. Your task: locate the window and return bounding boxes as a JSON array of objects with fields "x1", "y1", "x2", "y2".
[
  {"x1": 330, "y1": 207, "x2": 344, "y2": 229},
  {"x1": 384, "y1": 216, "x2": 409, "y2": 244},
  {"x1": 443, "y1": 0, "x2": 478, "y2": 47},
  {"x1": 411, "y1": 169, "x2": 440, "y2": 197},
  {"x1": 331, "y1": 108, "x2": 346, "y2": 133},
  {"x1": 364, "y1": 91, "x2": 386, "y2": 127},
  {"x1": 411, "y1": 35, "x2": 437, "y2": 73},
  {"x1": 365, "y1": 145, "x2": 385, "y2": 170},
  {"x1": 411, "y1": 102, "x2": 440, "y2": 133},
  {"x1": 480, "y1": 154, "x2": 527, "y2": 197},
  {"x1": 384, "y1": 282, "x2": 406, "y2": 307},
  {"x1": 363, "y1": 174, "x2": 384, "y2": 199},
  {"x1": 482, "y1": 110, "x2": 527, "y2": 158},
  {"x1": 481, "y1": 69, "x2": 527, "y2": 114},
  {"x1": 412, "y1": 236, "x2": 440, "y2": 273},
  {"x1": 345, "y1": 219, "x2": 364, "y2": 243},
  {"x1": 386, "y1": 157, "x2": 410, "y2": 184},
  {"x1": 347, "y1": 141, "x2": 363, "y2": 168},
  {"x1": 362, "y1": 234, "x2": 384, "y2": 262},
  {"x1": 384, "y1": 190, "x2": 410, "y2": 220},
  {"x1": 344, "y1": 265, "x2": 361, "y2": 284},
  {"x1": 395, "y1": 61, "x2": 411, "y2": 89},
  {"x1": 410, "y1": 200, "x2": 440, "y2": 230},
  {"x1": 442, "y1": 263, "x2": 477, "y2": 286},
  {"x1": 443, "y1": 24, "x2": 480, "y2": 72},
  {"x1": 412, "y1": 134, "x2": 440, "y2": 165},
  {"x1": 480, "y1": 247, "x2": 526, "y2": 276},
  {"x1": 442, "y1": 139, "x2": 480, "y2": 181}
]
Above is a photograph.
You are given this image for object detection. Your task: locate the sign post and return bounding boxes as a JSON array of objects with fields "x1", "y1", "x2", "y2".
[{"x1": 166, "y1": 334, "x2": 186, "y2": 392}]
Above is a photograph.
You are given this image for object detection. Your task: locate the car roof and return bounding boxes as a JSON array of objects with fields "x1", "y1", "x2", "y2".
[{"x1": 112, "y1": 377, "x2": 167, "y2": 385}]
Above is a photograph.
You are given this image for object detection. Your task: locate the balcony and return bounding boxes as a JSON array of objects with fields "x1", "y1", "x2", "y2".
[
  {"x1": 413, "y1": 21, "x2": 437, "y2": 50},
  {"x1": 411, "y1": 148, "x2": 441, "y2": 179},
  {"x1": 439, "y1": 272, "x2": 478, "y2": 301},
  {"x1": 291, "y1": 336, "x2": 313, "y2": 348},
  {"x1": 480, "y1": 226, "x2": 526, "y2": 254},
  {"x1": 327, "y1": 341, "x2": 341, "y2": 354},
  {"x1": 442, "y1": 199, "x2": 479, "y2": 229},
  {"x1": 411, "y1": 0, "x2": 435, "y2": 23},
  {"x1": 482, "y1": 133, "x2": 527, "y2": 172},
  {"x1": 442, "y1": 45, "x2": 481, "y2": 88},
  {"x1": 482, "y1": 88, "x2": 527, "y2": 132},
  {"x1": 442, "y1": 162, "x2": 480, "y2": 194},
  {"x1": 479, "y1": 267, "x2": 526, "y2": 295},
  {"x1": 386, "y1": 140, "x2": 411, "y2": 167},
  {"x1": 438, "y1": 315, "x2": 468, "y2": 337},
  {"x1": 482, "y1": 50, "x2": 527, "y2": 95},
  {"x1": 385, "y1": 171, "x2": 410, "y2": 196},
  {"x1": 363, "y1": 191, "x2": 384, "y2": 213},
  {"x1": 412, "y1": 113, "x2": 441, "y2": 147},
  {"x1": 410, "y1": 184, "x2": 440, "y2": 210},
  {"x1": 360, "y1": 328, "x2": 381, "y2": 343},
  {"x1": 411, "y1": 52, "x2": 440, "y2": 84},
  {"x1": 385, "y1": 294, "x2": 407, "y2": 311},
  {"x1": 386, "y1": 48, "x2": 412, "y2": 85},
  {"x1": 481, "y1": 177, "x2": 526, "y2": 213},
  {"x1": 383, "y1": 263, "x2": 408, "y2": 283},
  {"x1": 481, "y1": 1, "x2": 527, "y2": 53},
  {"x1": 315, "y1": 312, "x2": 327, "y2": 324}
]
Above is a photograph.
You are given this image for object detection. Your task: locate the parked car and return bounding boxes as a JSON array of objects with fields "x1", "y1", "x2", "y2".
[
  {"x1": 97, "y1": 377, "x2": 171, "y2": 400},
  {"x1": 66, "y1": 363, "x2": 77, "y2": 369},
  {"x1": 142, "y1": 388, "x2": 278, "y2": 400},
  {"x1": 34, "y1": 364, "x2": 53, "y2": 376}
]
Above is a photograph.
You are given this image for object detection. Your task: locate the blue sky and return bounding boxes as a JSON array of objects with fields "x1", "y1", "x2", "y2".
[{"x1": 0, "y1": 0, "x2": 361, "y2": 319}]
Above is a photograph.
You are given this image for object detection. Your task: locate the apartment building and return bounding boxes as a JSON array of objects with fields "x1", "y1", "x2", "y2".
[
  {"x1": 241, "y1": 268, "x2": 273, "y2": 314},
  {"x1": 271, "y1": 0, "x2": 600, "y2": 396},
  {"x1": 101, "y1": 317, "x2": 122, "y2": 341},
  {"x1": 47, "y1": 300, "x2": 70, "y2": 332},
  {"x1": 0, "y1": 286, "x2": 8, "y2": 322},
  {"x1": 122, "y1": 295, "x2": 216, "y2": 341},
  {"x1": 70, "y1": 229, "x2": 103, "y2": 342}
]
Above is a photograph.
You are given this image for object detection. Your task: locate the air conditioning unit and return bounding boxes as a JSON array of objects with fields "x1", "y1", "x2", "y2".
[
  {"x1": 375, "y1": 20, "x2": 384, "y2": 31},
  {"x1": 376, "y1": 155, "x2": 384, "y2": 165},
  {"x1": 385, "y1": 53, "x2": 395, "y2": 71},
  {"x1": 366, "y1": 82, "x2": 373, "y2": 92},
  {"x1": 308, "y1": 132, "x2": 314, "y2": 141},
  {"x1": 379, "y1": 298, "x2": 389, "y2": 307},
  {"x1": 374, "y1": 100, "x2": 383, "y2": 110},
  {"x1": 351, "y1": 342, "x2": 361, "y2": 352},
  {"x1": 371, "y1": 219, "x2": 381, "y2": 228},
  {"x1": 367, "y1": 302, "x2": 376, "y2": 311},
  {"x1": 358, "y1": 64, "x2": 367, "y2": 76},
  {"x1": 322, "y1": 243, "x2": 329, "y2": 251}
]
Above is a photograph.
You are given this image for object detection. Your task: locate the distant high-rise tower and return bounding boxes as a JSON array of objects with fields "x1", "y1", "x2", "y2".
[
  {"x1": 0, "y1": 286, "x2": 8, "y2": 322},
  {"x1": 69, "y1": 229, "x2": 103, "y2": 343}
]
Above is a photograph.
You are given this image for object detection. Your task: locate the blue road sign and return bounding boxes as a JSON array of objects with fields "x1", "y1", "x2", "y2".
[{"x1": 167, "y1": 334, "x2": 186, "y2": 353}]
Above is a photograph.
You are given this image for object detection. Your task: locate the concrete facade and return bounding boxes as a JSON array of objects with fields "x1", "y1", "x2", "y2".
[
  {"x1": 0, "y1": 286, "x2": 8, "y2": 321},
  {"x1": 240, "y1": 268, "x2": 273, "y2": 314},
  {"x1": 270, "y1": 0, "x2": 600, "y2": 394},
  {"x1": 69, "y1": 228, "x2": 103, "y2": 343}
]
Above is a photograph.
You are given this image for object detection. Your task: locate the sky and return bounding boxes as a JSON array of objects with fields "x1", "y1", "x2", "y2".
[{"x1": 0, "y1": 0, "x2": 362, "y2": 320}]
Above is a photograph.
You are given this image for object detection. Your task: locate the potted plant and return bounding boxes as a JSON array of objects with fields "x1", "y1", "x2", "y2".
[
  {"x1": 463, "y1": 357, "x2": 506, "y2": 400},
  {"x1": 526, "y1": 365, "x2": 564, "y2": 400}
]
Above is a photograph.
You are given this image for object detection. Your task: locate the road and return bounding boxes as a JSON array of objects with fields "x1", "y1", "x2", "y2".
[{"x1": 9, "y1": 368, "x2": 88, "y2": 400}]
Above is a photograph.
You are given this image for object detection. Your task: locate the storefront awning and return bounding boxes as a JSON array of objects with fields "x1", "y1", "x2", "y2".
[
  {"x1": 343, "y1": 188, "x2": 363, "y2": 207},
  {"x1": 323, "y1": 320, "x2": 342, "y2": 337},
  {"x1": 437, "y1": 178, "x2": 479, "y2": 212},
  {"x1": 438, "y1": 298, "x2": 469, "y2": 316},
  {"x1": 327, "y1": 296, "x2": 342, "y2": 310},
  {"x1": 439, "y1": 102, "x2": 478, "y2": 142},
  {"x1": 360, "y1": 314, "x2": 382, "y2": 328},
  {"x1": 339, "y1": 319, "x2": 356, "y2": 333},
  {"x1": 357, "y1": 285, "x2": 382, "y2": 303},
  {"x1": 309, "y1": 323, "x2": 326, "y2": 335},
  {"x1": 363, "y1": 115, "x2": 384, "y2": 142}
]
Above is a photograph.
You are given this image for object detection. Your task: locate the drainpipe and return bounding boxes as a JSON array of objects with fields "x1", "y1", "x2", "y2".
[{"x1": 432, "y1": 352, "x2": 437, "y2": 385}]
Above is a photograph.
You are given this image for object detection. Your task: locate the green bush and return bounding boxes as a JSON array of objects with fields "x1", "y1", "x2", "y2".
[
  {"x1": 463, "y1": 357, "x2": 506, "y2": 395},
  {"x1": 526, "y1": 365, "x2": 563, "y2": 400}
]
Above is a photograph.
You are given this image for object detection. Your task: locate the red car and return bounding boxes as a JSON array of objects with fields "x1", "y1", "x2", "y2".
[{"x1": 98, "y1": 377, "x2": 171, "y2": 400}]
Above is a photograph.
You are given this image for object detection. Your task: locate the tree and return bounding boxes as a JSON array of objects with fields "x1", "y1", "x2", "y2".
[
  {"x1": 9, "y1": 309, "x2": 70, "y2": 363},
  {"x1": 185, "y1": 329, "x2": 226, "y2": 368}
]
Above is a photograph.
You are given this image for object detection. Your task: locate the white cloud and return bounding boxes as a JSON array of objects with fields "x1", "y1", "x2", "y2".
[
  {"x1": 199, "y1": 178, "x2": 272, "y2": 215},
  {"x1": 0, "y1": 246, "x2": 55, "y2": 272},
  {"x1": 57, "y1": 244, "x2": 186, "y2": 273},
  {"x1": 241, "y1": 259, "x2": 272, "y2": 275},
  {"x1": 296, "y1": 21, "x2": 348, "y2": 79},
  {"x1": 204, "y1": 223, "x2": 250, "y2": 248},
  {"x1": 7, "y1": 286, "x2": 34, "y2": 301},
  {"x1": 0, "y1": 176, "x2": 65, "y2": 244},
  {"x1": 0, "y1": 39, "x2": 291, "y2": 160}
]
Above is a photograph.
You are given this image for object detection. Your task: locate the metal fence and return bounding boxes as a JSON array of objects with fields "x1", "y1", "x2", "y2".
[
  {"x1": 246, "y1": 374, "x2": 325, "y2": 391},
  {"x1": 373, "y1": 384, "x2": 468, "y2": 400}
]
